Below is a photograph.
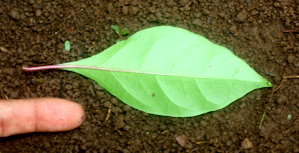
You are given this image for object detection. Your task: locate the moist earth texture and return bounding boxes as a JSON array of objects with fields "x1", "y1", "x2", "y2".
[{"x1": 1, "y1": 0, "x2": 299, "y2": 152}]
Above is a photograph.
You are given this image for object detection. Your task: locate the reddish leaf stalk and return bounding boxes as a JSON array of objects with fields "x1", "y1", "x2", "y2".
[{"x1": 23, "y1": 65, "x2": 116, "y2": 72}]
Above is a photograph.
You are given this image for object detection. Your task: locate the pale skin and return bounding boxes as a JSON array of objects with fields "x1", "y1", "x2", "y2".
[{"x1": 0, "y1": 98, "x2": 85, "y2": 137}]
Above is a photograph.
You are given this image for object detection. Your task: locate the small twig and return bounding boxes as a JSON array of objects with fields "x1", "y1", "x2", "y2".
[
  {"x1": 116, "y1": 130, "x2": 123, "y2": 135},
  {"x1": 104, "y1": 103, "x2": 112, "y2": 122},
  {"x1": 161, "y1": 130, "x2": 169, "y2": 135},
  {"x1": 0, "y1": 88, "x2": 6, "y2": 99},
  {"x1": 283, "y1": 29, "x2": 299, "y2": 33},
  {"x1": 0, "y1": 46, "x2": 9, "y2": 53},
  {"x1": 0, "y1": 46, "x2": 17, "y2": 60},
  {"x1": 259, "y1": 111, "x2": 266, "y2": 129},
  {"x1": 272, "y1": 74, "x2": 299, "y2": 92},
  {"x1": 196, "y1": 141, "x2": 208, "y2": 145},
  {"x1": 268, "y1": 85, "x2": 276, "y2": 103},
  {"x1": 86, "y1": 42, "x2": 97, "y2": 52},
  {"x1": 0, "y1": 83, "x2": 8, "y2": 99},
  {"x1": 261, "y1": 74, "x2": 299, "y2": 129},
  {"x1": 284, "y1": 75, "x2": 299, "y2": 79}
]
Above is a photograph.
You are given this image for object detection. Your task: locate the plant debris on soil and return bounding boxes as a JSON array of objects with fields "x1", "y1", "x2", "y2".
[{"x1": 1, "y1": 0, "x2": 299, "y2": 152}]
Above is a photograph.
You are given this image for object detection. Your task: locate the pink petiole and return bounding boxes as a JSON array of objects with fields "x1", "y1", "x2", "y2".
[{"x1": 23, "y1": 65, "x2": 116, "y2": 72}]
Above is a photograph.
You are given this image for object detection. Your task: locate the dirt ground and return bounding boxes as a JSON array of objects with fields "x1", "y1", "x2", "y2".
[{"x1": 1, "y1": 0, "x2": 299, "y2": 152}]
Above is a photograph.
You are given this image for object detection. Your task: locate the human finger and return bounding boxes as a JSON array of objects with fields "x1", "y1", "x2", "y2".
[{"x1": 0, "y1": 98, "x2": 85, "y2": 137}]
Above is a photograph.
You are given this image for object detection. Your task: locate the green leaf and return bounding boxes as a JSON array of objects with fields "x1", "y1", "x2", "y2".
[
  {"x1": 111, "y1": 25, "x2": 121, "y2": 35},
  {"x1": 64, "y1": 40, "x2": 71, "y2": 52},
  {"x1": 121, "y1": 29, "x2": 129, "y2": 35},
  {"x1": 61, "y1": 26, "x2": 272, "y2": 117}
]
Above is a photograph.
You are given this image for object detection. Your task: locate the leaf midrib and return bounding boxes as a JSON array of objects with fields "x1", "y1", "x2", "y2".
[{"x1": 61, "y1": 65, "x2": 258, "y2": 82}]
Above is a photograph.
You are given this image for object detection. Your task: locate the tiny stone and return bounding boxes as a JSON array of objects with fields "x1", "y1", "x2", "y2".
[
  {"x1": 184, "y1": 142, "x2": 193, "y2": 149},
  {"x1": 64, "y1": 84, "x2": 73, "y2": 90},
  {"x1": 111, "y1": 98, "x2": 118, "y2": 105},
  {"x1": 106, "y1": 3, "x2": 114, "y2": 12},
  {"x1": 218, "y1": 12, "x2": 225, "y2": 18},
  {"x1": 200, "y1": 120, "x2": 208, "y2": 126},
  {"x1": 29, "y1": 0, "x2": 35, "y2": 4},
  {"x1": 202, "y1": 9, "x2": 211, "y2": 15},
  {"x1": 71, "y1": 133, "x2": 79, "y2": 139},
  {"x1": 241, "y1": 138, "x2": 253, "y2": 149},
  {"x1": 94, "y1": 84, "x2": 103, "y2": 90},
  {"x1": 251, "y1": 10, "x2": 259, "y2": 15},
  {"x1": 155, "y1": 12, "x2": 162, "y2": 18},
  {"x1": 277, "y1": 95, "x2": 287, "y2": 104},
  {"x1": 226, "y1": 140, "x2": 232, "y2": 146},
  {"x1": 287, "y1": 114, "x2": 292, "y2": 120},
  {"x1": 237, "y1": 10, "x2": 247, "y2": 22},
  {"x1": 122, "y1": 6, "x2": 129, "y2": 15},
  {"x1": 192, "y1": 19, "x2": 201, "y2": 26},
  {"x1": 274, "y1": 2, "x2": 280, "y2": 8},
  {"x1": 10, "y1": 91, "x2": 19, "y2": 99},
  {"x1": 36, "y1": 9, "x2": 42, "y2": 17},
  {"x1": 179, "y1": 0, "x2": 189, "y2": 6},
  {"x1": 44, "y1": 142, "x2": 50, "y2": 148},
  {"x1": 103, "y1": 101, "x2": 110, "y2": 108},
  {"x1": 123, "y1": 105, "x2": 131, "y2": 111},
  {"x1": 190, "y1": 137, "x2": 196, "y2": 143},
  {"x1": 62, "y1": 49, "x2": 69, "y2": 54},
  {"x1": 194, "y1": 13, "x2": 201, "y2": 18},
  {"x1": 92, "y1": 102, "x2": 100, "y2": 108},
  {"x1": 159, "y1": 125, "x2": 167, "y2": 131},
  {"x1": 114, "y1": 115, "x2": 125, "y2": 130},
  {"x1": 129, "y1": 6, "x2": 138, "y2": 15},
  {"x1": 124, "y1": 125, "x2": 130, "y2": 131},
  {"x1": 287, "y1": 54, "x2": 295, "y2": 64},
  {"x1": 229, "y1": 25, "x2": 237, "y2": 33},
  {"x1": 10, "y1": 9, "x2": 20, "y2": 20}
]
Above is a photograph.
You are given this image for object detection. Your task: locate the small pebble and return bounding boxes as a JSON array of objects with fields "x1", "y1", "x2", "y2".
[
  {"x1": 114, "y1": 115, "x2": 125, "y2": 130},
  {"x1": 277, "y1": 95, "x2": 287, "y2": 104},
  {"x1": 287, "y1": 54, "x2": 295, "y2": 64},
  {"x1": 64, "y1": 84, "x2": 73, "y2": 90},
  {"x1": 241, "y1": 138, "x2": 253, "y2": 149},
  {"x1": 29, "y1": 0, "x2": 35, "y2": 4},
  {"x1": 124, "y1": 125, "x2": 131, "y2": 131},
  {"x1": 251, "y1": 10, "x2": 259, "y2": 15},
  {"x1": 106, "y1": 3, "x2": 114, "y2": 12},
  {"x1": 129, "y1": 6, "x2": 138, "y2": 15},
  {"x1": 202, "y1": 9, "x2": 210, "y2": 15},
  {"x1": 287, "y1": 114, "x2": 292, "y2": 120},
  {"x1": 274, "y1": 2, "x2": 281, "y2": 7},
  {"x1": 194, "y1": 13, "x2": 202, "y2": 18},
  {"x1": 229, "y1": 25, "x2": 237, "y2": 33},
  {"x1": 123, "y1": 105, "x2": 131, "y2": 111},
  {"x1": 176, "y1": 135, "x2": 188, "y2": 147},
  {"x1": 122, "y1": 6, "x2": 129, "y2": 15},
  {"x1": 237, "y1": 10, "x2": 247, "y2": 22},
  {"x1": 103, "y1": 101, "x2": 110, "y2": 108},
  {"x1": 111, "y1": 98, "x2": 118, "y2": 105},
  {"x1": 179, "y1": 0, "x2": 189, "y2": 6},
  {"x1": 36, "y1": 9, "x2": 42, "y2": 17},
  {"x1": 10, "y1": 91, "x2": 19, "y2": 99},
  {"x1": 10, "y1": 9, "x2": 20, "y2": 20},
  {"x1": 192, "y1": 19, "x2": 201, "y2": 26}
]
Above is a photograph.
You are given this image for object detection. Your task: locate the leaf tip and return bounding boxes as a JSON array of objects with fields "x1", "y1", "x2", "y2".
[{"x1": 266, "y1": 81, "x2": 273, "y2": 87}]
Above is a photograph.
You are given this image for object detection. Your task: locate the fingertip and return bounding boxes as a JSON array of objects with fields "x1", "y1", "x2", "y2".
[{"x1": 36, "y1": 98, "x2": 85, "y2": 132}]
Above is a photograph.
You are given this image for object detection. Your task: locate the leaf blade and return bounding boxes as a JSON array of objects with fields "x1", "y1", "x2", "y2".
[{"x1": 62, "y1": 26, "x2": 272, "y2": 117}]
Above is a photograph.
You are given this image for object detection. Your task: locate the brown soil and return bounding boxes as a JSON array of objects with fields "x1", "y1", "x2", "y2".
[{"x1": 1, "y1": 0, "x2": 299, "y2": 152}]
